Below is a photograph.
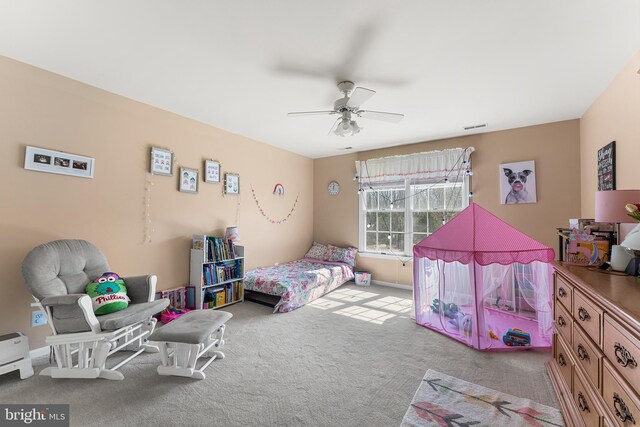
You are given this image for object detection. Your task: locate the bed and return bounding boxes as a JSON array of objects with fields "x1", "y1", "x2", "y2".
[{"x1": 243, "y1": 257, "x2": 355, "y2": 313}]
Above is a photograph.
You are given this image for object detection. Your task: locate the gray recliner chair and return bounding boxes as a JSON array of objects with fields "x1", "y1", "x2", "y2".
[{"x1": 22, "y1": 239, "x2": 169, "y2": 380}]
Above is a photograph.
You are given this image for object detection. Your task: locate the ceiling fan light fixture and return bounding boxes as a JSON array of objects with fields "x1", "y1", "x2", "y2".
[{"x1": 333, "y1": 117, "x2": 361, "y2": 137}]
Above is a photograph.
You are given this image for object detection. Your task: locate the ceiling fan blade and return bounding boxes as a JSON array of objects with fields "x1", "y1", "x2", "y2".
[
  {"x1": 327, "y1": 118, "x2": 341, "y2": 136},
  {"x1": 287, "y1": 111, "x2": 337, "y2": 117},
  {"x1": 346, "y1": 87, "x2": 376, "y2": 108},
  {"x1": 358, "y1": 110, "x2": 404, "y2": 123}
]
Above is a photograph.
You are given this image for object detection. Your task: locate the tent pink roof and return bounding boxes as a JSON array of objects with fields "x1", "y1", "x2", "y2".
[{"x1": 413, "y1": 203, "x2": 555, "y2": 265}]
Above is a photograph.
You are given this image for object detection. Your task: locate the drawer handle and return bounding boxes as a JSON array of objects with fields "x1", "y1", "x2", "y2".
[
  {"x1": 557, "y1": 316, "x2": 566, "y2": 327},
  {"x1": 578, "y1": 307, "x2": 591, "y2": 321},
  {"x1": 614, "y1": 342, "x2": 638, "y2": 368},
  {"x1": 613, "y1": 392, "x2": 635, "y2": 424},
  {"x1": 558, "y1": 354, "x2": 566, "y2": 367},
  {"x1": 578, "y1": 393, "x2": 590, "y2": 413},
  {"x1": 558, "y1": 287, "x2": 567, "y2": 298},
  {"x1": 577, "y1": 344, "x2": 590, "y2": 361}
]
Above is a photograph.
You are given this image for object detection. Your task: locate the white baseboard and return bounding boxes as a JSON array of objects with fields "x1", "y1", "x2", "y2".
[
  {"x1": 29, "y1": 346, "x2": 50, "y2": 359},
  {"x1": 371, "y1": 280, "x2": 412, "y2": 290}
]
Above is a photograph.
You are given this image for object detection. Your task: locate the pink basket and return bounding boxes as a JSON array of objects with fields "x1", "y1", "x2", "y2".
[{"x1": 160, "y1": 308, "x2": 191, "y2": 324}]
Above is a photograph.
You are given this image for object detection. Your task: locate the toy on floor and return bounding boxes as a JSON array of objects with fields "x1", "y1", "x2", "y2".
[
  {"x1": 431, "y1": 299, "x2": 459, "y2": 318},
  {"x1": 448, "y1": 313, "x2": 472, "y2": 336},
  {"x1": 503, "y1": 328, "x2": 531, "y2": 346},
  {"x1": 160, "y1": 305, "x2": 191, "y2": 324}
]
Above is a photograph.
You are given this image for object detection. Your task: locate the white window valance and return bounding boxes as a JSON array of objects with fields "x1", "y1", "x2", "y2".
[{"x1": 355, "y1": 147, "x2": 475, "y2": 185}]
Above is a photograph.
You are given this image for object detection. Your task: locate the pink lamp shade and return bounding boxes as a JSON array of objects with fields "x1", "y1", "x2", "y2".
[
  {"x1": 595, "y1": 190, "x2": 640, "y2": 223},
  {"x1": 225, "y1": 226, "x2": 240, "y2": 242}
]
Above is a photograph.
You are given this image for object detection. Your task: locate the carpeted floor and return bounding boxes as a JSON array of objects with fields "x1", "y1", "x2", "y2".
[{"x1": 0, "y1": 284, "x2": 558, "y2": 426}]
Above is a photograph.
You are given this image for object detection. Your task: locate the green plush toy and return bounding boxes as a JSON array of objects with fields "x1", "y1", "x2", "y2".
[{"x1": 86, "y1": 272, "x2": 130, "y2": 315}]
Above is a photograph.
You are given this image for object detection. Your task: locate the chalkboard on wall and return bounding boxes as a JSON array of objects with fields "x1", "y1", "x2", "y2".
[{"x1": 597, "y1": 141, "x2": 616, "y2": 191}]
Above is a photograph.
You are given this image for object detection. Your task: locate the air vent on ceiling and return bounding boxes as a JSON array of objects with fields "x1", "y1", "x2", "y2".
[{"x1": 463, "y1": 123, "x2": 488, "y2": 131}]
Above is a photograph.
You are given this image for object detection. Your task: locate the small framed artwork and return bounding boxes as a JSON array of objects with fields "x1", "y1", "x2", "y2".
[
  {"x1": 204, "y1": 160, "x2": 221, "y2": 183},
  {"x1": 179, "y1": 168, "x2": 199, "y2": 193},
  {"x1": 499, "y1": 160, "x2": 537, "y2": 205},
  {"x1": 150, "y1": 147, "x2": 173, "y2": 176},
  {"x1": 225, "y1": 173, "x2": 240, "y2": 195},
  {"x1": 24, "y1": 146, "x2": 94, "y2": 178}
]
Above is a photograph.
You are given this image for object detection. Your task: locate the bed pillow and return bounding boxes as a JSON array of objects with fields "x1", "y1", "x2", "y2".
[
  {"x1": 304, "y1": 241, "x2": 329, "y2": 260},
  {"x1": 325, "y1": 245, "x2": 358, "y2": 267}
]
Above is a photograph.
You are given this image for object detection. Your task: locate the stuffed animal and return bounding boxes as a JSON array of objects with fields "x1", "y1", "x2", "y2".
[{"x1": 86, "y1": 272, "x2": 130, "y2": 315}]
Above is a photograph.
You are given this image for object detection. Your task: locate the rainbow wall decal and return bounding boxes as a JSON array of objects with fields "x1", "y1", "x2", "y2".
[{"x1": 273, "y1": 183, "x2": 284, "y2": 195}]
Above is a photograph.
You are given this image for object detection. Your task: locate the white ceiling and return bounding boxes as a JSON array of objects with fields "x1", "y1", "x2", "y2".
[{"x1": 1, "y1": 1, "x2": 639, "y2": 158}]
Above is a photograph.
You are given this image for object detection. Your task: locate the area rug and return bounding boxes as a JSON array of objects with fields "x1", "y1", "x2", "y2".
[{"x1": 401, "y1": 370, "x2": 564, "y2": 427}]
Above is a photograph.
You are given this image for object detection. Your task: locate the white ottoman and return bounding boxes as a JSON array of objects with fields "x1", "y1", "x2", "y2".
[{"x1": 149, "y1": 310, "x2": 232, "y2": 380}]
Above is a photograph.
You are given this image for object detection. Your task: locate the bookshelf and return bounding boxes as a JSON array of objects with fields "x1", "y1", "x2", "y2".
[{"x1": 190, "y1": 234, "x2": 244, "y2": 310}]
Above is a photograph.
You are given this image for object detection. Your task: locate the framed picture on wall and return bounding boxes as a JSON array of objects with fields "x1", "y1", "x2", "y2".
[
  {"x1": 24, "y1": 146, "x2": 94, "y2": 178},
  {"x1": 204, "y1": 160, "x2": 221, "y2": 183},
  {"x1": 499, "y1": 160, "x2": 537, "y2": 204},
  {"x1": 597, "y1": 141, "x2": 615, "y2": 191},
  {"x1": 150, "y1": 147, "x2": 173, "y2": 176},
  {"x1": 179, "y1": 168, "x2": 199, "y2": 193},
  {"x1": 224, "y1": 173, "x2": 240, "y2": 195}
]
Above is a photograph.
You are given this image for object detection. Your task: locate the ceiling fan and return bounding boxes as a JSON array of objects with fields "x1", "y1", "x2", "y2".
[{"x1": 287, "y1": 81, "x2": 404, "y2": 137}]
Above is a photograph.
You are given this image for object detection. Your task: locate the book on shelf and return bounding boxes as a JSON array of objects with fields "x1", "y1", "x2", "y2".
[
  {"x1": 154, "y1": 287, "x2": 187, "y2": 309},
  {"x1": 185, "y1": 286, "x2": 196, "y2": 309},
  {"x1": 202, "y1": 260, "x2": 241, "y2": 286},
  {"x1": 193, "y1": 234, "x2": 238, "y2": 262},
  {"x1": 201, "y1": 281, "x2": 242, "y2": 309}
]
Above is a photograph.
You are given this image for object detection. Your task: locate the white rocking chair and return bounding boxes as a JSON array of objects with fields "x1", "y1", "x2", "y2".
[{"x1": 22, "y1": 240, "x2": 169, "y2": 380}]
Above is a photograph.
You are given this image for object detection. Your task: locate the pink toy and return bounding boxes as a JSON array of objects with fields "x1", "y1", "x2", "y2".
[
  {"x1": 160, "y1": 307, "x2": 191, "y2": 324},
  {"x1": 413, "y1": 203, "x2": 554, "y2": 350}
]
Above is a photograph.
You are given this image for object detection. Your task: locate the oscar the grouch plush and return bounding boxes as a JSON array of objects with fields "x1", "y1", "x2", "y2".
[{"x1": 86, "y1": 272, "x2": 130, "y2": 315}]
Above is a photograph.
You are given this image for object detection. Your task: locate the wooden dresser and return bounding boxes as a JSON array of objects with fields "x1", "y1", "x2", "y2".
[{"x1": 548, "y1": 262, "x2": 640, "y2": 426}]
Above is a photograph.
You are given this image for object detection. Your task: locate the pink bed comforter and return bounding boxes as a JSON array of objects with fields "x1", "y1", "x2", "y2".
[{"x1": 243, "y1": 258, "x2": 354, "y2": 312}]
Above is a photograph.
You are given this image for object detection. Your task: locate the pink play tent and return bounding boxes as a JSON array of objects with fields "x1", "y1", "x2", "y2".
[{"x1": 413, "y1": 203, "x2": 555, "y2": 350}]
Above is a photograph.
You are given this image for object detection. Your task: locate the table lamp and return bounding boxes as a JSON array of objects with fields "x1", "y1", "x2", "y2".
[
  {"x1": 225, "y1": 226, "x2": 240, "y2": 242},
  {"x1": 621, "y1": 224, "x2": 640, "y2": 275},
  {"x1": 595, "y1": 190, "x2": 640, "y2": 244}
]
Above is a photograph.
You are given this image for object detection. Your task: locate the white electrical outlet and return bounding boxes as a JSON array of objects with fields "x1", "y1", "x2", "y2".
[{"x1": 31, "y1": 310, "x2": 47, "y2": 327}]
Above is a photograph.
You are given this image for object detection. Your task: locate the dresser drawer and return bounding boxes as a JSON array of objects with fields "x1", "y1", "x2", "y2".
[
  {"x1": 603, "y1": 360, "x2": 640, "y2": 427},
  {"x1": 556, "y1": 273, "x2": 574, "y2": 312},
  {"x1": 604, "y1": 315, "x2": 640, "y2": 392},
  {"x1": 573, "y1": 323, "x2": 603, "y2": 390},
  {"x1": 574, "y1": 290, "x2": 603, "y2": 347},
  {"x1": 556, "y1": 334, "x2": 573, "y2": 392},
  {"x1": 574, "y1": 369, "x2": 603, "y2": 427},
  {"x1": 556, "y1": 300, "x2": 573, "y2": 344}
]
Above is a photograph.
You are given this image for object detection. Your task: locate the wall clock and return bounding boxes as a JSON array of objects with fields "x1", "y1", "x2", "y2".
[{"x1": 328, "y1": 181, "x2": 340, "y2": 196}]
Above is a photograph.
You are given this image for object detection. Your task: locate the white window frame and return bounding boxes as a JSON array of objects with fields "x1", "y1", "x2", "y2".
[{"x1": 358, "y1": 177, "x2": 470, "y2": 257}]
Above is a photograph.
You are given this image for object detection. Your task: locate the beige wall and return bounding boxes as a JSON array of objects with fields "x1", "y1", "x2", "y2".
[
  {"x1": 580, "y1": 51, "x2": 640, "y2": 217},
  {"x1": 314, "y1": 120, "x2": 582, "y2": 285},
  {"x1": 0, "y1": 56, "x2": 313, "y2": 348}
]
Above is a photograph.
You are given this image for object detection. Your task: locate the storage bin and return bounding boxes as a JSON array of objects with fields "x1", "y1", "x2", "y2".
[{"x1": 354, "y1": 271, "x2": 371, "y2": 286}]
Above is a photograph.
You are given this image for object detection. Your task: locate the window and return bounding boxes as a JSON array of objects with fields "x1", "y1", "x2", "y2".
[
  {"x1": 356, "y1": 147, "x2": 474, "y2": 256},
  {"x1": 359, "y1": 179, "x2": 468, "y2": 256},
  {"x1": 364, "y1": 185, "x2": 406, "y2": 253},
  {"x1": 411, "y1": 181, "x2": 465, "y2": 245}
]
